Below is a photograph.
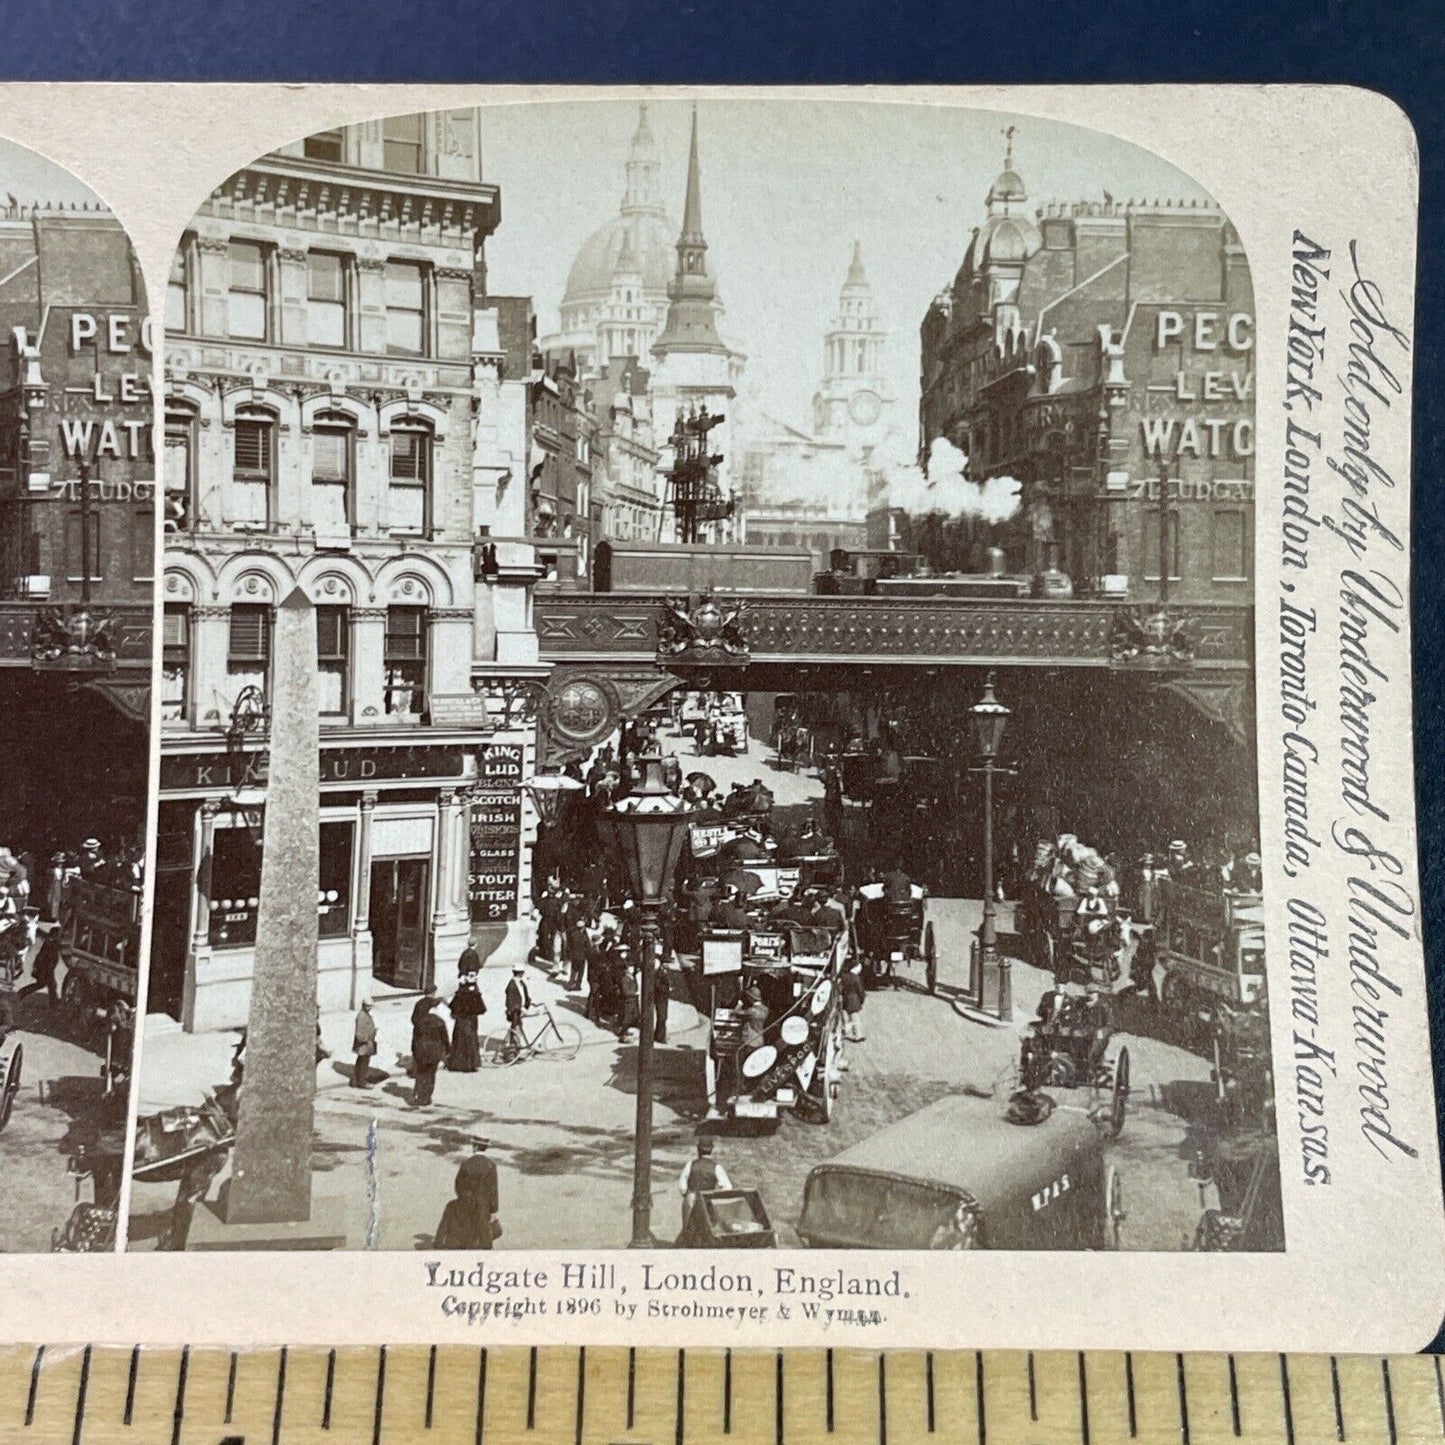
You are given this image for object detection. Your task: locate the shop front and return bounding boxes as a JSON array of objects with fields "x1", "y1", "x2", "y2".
[{"x1": 153, "y1": 734, "x2": 529, "y2": 1033}]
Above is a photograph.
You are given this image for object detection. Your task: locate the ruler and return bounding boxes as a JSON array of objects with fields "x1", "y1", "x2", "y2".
[{"x1": 3, "y1": 1346, "x2": 1444, "y2": 1444}]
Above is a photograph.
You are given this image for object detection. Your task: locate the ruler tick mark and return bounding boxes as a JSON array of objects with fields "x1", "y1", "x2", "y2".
[
  {"x1": 627, "y1": 1347, "x2": 636, "y2": 1431},
  {"x1": 1329, "y1": 1356, "x2": 1344, "y2": 1441},
  {"x1": 926, "y1": 1352, "x2": 935, "y2": 1434},
  {"x1": 172, "y1": 1344, "x2": 188, "y2": 1445},
  {"x1": 826, "y1": 1349, "x2": 834, "y2": 1432},
  {"x1": 676, "y1": 1349, "x2": 686, "y2": 1445},
  {"x1": 1125, "y1": 1352, "x2": 1137, "y2": 1438},
  {"x1": 426, "y1": 1344, "x2": 437, "y2": 1430},
  {"x1": 1383, "y1": 1358, "x2": 1398, "y2": 1445},
  {"x1": 225, "y1": 1350, "x2": 237, "y2": 1425},
  {"x1": 975, "y1": 1351, "x2": 986, "y2": 1445},
  {"x1": 1079, "y1": 1352, "x2": 1091, "y2": 1445},
  {"x1": 26, "y1": 1346, "x2": 43, "y2": 1427},
  {"x1": 373, "y1": 1344, "x2": 387, "y2": 1445},
  {"x1": 1435, "y1": 1355, "x2": 1444, "y2": 1434},
  {"x1": 476, "y1": 1348, "x2": 488, "y2": 1445},
  {"x1": 72, "y1": 1345, "x2": 92, "y2": 1445},
  {"x1": 575, "y1": 1347, "x2": 586, "y2": 1445},
  {"x1": 1027, "y1": 1352, "x2": 1037, "y2": 1422},
  {"x1": 878, "y1": 1353, "x2": 888, "y2": 1445},
  {"x1": 273, "y1": 1344, "x2": 288, "y2": 1445},
  {"x1": 1227, "y1": 1355, "x2": 1240, "y2": 1437},
  {"x1": 323, "y1": 1348, "x2": 336, "y2": 1430},
  {"x1": 1176, "y1": 1354, "x2": 1190, "y2": 1445},
  {"x1": 723, "y1": 1348, "x2": 732, "y2": 1434},
  {"x1": 775, "y1": 1351, "x2": 785, "y2": 1445},
  {"x1": 124, "y1": 1346, "x2": 139, "y2": 1427},
  {"x1": 527, "y1": 1346, "x2": 538, "y2": 1431},
  {"x1": 1280, "y1": 1354, "x2": 1296, "y2": 1445}
]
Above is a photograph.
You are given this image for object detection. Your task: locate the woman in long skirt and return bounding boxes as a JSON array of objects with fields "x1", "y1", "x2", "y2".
[{"x1": 447, "y1": 968, "x2": 485, "y2": 1072}]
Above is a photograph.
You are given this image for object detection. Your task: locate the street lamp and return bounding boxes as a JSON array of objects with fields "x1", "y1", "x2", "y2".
[
  {"x1": 525, "y1": 772, "x2": 584, "y2": 892},
  {"x1": 607, "y1": 754, "x2": 693, "y2": 1247},
  {"x1": 970, "y1": 671, "x2": 1012, "y2": 1022}
]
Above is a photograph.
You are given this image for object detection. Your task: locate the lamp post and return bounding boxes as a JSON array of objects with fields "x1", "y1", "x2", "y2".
[
  {"x1": 607, "y1": 754, "x2": 693, "y2": 1247},
  {"x1": 525, "y1": 772, "x2": 583, "y2": 876},
  {"x1": 970, "y1": 672, "x2": 1012, "y2": 1022}
]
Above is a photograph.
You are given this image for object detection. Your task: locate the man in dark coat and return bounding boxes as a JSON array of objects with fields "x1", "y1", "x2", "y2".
[
  {"x1": 564, "y1": 908, "x2": 593, "y2": 992},
  {"x1": 534, "y1": 872, "x2": 566, "y2": 967},
  {"x1": 652, "y1": 957, "x2": 671, "y2": 1044},
  {"x1": 411, "y1": 999, "x2": 449, "y2": 1106},
  {"x1": 28, "y1": 926, "x2": 63, "y2": 1007},
  {"x1": 434, "y1": 1140, "x2": 501, "y2": 1249},
  {"x1": 617, "y1": 961, "x2": 641, "y2": 1041},
  {"x1": 504, "y1": 966, "x2": 533, "y2": 1059},
  {"x1": 457, "y1": 941, "x2": 482, "y2": 976}
]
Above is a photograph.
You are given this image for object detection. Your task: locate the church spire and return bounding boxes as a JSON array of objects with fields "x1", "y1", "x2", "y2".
[
  {"x1": 622, "y1": 102, "x2": 663, "y2": 216},
  {"x1": 843, "y1": 239, "x2": 869, "y2": 293},
  {"x1": 653, "y1": 104, "x2": 727, "y2": 358}
]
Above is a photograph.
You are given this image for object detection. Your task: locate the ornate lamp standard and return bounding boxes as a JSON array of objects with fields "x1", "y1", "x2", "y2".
[
  {"x1": 970, "y1": 672, "x2": 1012, "y2": 1022},
  {"x1": 607, "y1": 755, "x2": 693, "y2": 1247},
  {"x1": 525, "y1": 773, "x2": 584, "y2": 867}
]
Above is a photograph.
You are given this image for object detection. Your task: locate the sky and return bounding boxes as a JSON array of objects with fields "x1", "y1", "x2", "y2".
[
  {"x1": 476, "y1": 98, "x2": 1213, "y2": 449},
  {"x1": 0, "y1": 134, "x2": 108, "y2": 208}
]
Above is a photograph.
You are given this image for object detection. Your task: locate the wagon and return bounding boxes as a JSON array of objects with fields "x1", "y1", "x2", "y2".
[
  {"x1": 1023, "y1": 889, "x2": 1136, "y2": 991},
  {"x1": 130, "y1": 1095, "x2": 235, "y2": 1185},
  {"x1": 852, "y1": 884, "x2": 937, "y2": 993},
  {"x1": 1016, "y1": 985, "x2": 1131, "y2": 1139},
  {"x1": 796, "y1": 1093, "x2": 1125, "y2": 1250}
]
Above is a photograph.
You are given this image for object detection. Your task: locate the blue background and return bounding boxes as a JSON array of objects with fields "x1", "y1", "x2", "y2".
[{"x1": 5, "y1": 0, "x2": 1443, "y2": 1341}]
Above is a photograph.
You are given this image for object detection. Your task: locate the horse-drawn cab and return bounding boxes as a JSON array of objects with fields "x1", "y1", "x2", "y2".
[
  {"x1": 852, "y1": 879, "x2": 937, "y2": 993},
  {"x1": 1017, "y1": 984, "x2": 1131, "y2": 1139}
]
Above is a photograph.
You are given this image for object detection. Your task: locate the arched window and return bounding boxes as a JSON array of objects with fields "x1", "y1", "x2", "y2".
[
  {"x1": 388, "y1": 422, "x2": 432, "y2": 535},
  {"x1": 232, "y1": 409, "x2": 275, "y2": 529},
  {"x1": 312, "y1": 412, "x2": 353, "y2": 538}
]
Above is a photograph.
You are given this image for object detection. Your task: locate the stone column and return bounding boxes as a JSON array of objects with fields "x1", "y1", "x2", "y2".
[
  {"x1": 184, "y1": 798, "x2": 221, "y2": 1030},
  {"x1": 350, "y1": 791, "x2": 377, "y2": 1006},
  {"x1": 228, "y1": 586, "x2": 320, "y2": 1226},
  {"x1": 351, "y1": 607, "x2": 386, "y2": 726}
]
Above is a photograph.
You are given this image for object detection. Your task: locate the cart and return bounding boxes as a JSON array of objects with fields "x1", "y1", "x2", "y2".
[
  {"x1": 1023, "y1": 889, "x2": 1138, "y2": 991},
  {"x1": 678, "y1": 1188, "x2": 776, "y2": 1247},
  {"x1": 852, "y1": 884, "x2": 937, "y2": 993},
  {"x1": 1015, "y1": 985, "x2": 1131, "y2": 1139},
  {"x1": 796, "y1": 1092, "x2": 1125, "y2": 1250},
  {"x1": 131, "y1": 1094, "x2": 236, "y2": 1186},
  {"x1": 1156, "y1": 882, "x2": 1266, "y2": 1037},
  {"x1": 0, "y1": 1033, "x2": 22, "y2": 1132},
  {"x1": 60, "y1": 876, "x2": 141, "y2": 1045}
]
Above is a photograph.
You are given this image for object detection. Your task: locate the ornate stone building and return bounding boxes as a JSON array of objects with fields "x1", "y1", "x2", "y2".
[
  {"x1": 917, "y1": 139, "x2": 1254, "y2": 602},
  {"x1": 157, "y1": 111, "x2": 541, "y2": 1031}
]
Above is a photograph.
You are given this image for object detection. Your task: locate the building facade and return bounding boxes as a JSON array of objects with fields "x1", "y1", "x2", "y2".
[
  {"x1": 0, "y1": 204, "x2": 154, "y2": 850},
  {"x1": 917, "y1": 145, "x2": 1254, "y2": 602},
  {"x1": 589, "y1": 358, "x2": 662, "y2": 543},
  {"x1": 157, "y1": 112, "x2": 541, "y2": 1032}
]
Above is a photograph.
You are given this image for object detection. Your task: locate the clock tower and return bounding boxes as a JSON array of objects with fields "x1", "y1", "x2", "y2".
[{"x1": 812, "y1": 240, "x2": 895, "y2": 453}]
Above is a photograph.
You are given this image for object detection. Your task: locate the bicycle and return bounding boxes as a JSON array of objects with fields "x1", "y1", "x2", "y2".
[{"x1": 479, "y1": 1006, "x2": 582, "y2": 1066}]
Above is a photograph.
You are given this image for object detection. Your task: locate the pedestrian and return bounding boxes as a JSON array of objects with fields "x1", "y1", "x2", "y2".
[
  {"x1": 618, "y1": 960, "x2": 641, "y2": 1041},
  {"x1": 564, "y1": 905, "x2": 591, "y2": 992},
  {"x1": 740, "y1": 985, "x2": 768, "y2": 1053},
  {"x1": 434, "y1": 1139, "x2": 501, "y2": 1249},
  {"x1": 410, "y1": 998, "x2": 449, "y2": 1106},
  {"x1": 457, "y1": 940, "x2": 482, "y2": 977},
  {"x1": 351, "y1": 1000, "x2": 378, "y2": 1088},
  {"x1": 840, "y1": 958, "x2": 866, "y2": 1042},
  {"x1": 45, "y1": 851, "x2": 65, "y2": 923},
  {"x1": 28, "y1": 925, "x2": 62, "y2": 1007},
  {"x1": 678, "y1": 1138, "x2": 731, "y2": 1237},
  {"x1": 652, "y1": 955, "x2": 671, "y2": 1044},
  {"x1": 534, "y1": 871, "x2": 566, "y2": 967},
  {"x1": 504, "y1": 965, "x2": 533, "y2": 1059},
  {"x1": 448, "y1": 968, "x2": 486, "y2": 1072}
]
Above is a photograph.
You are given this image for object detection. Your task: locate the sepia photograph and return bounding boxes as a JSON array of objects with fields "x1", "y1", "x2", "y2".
[
  {"x1": 130, "y1": 97, "x2": 1276, "y2": 1256},
  {"x1": 0, "y1": 138, "x2": 152, "y2": 1252}
]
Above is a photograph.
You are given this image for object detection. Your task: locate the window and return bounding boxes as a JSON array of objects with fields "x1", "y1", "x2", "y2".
[
  {"x1": 164, "y1": 412, "x2": 193, "y2": 532},
  {"x1": 383, "y1": 605, "x2": 427, "y2": 717},
  {"x1": 1141, "y1": 510, "x2": 1182, "y2": 582},
  {"x1": 228, "y1": 603, "x2": 271, "y2": 700},
  {"x1": 209, "y1": 825, "x2": 263, "y2": 948},
  {"x1": 385, "y1": 260, "x2": 427, "y2": 356},
  {"x1": 228, "y1": 240, "x2": 269, "y2": 341},
  {"x1": 161, "y1": 604, "x2": 189, "y2": 722},
  {"x1": 318, "y1": 822, "x2": 354, "y2": 938},
  {"x1": 1212, "y1": 508, "x2": 1249, "y2": 581},
  {"x1": 317, "y1": 605, "x2": 350, "y2": 716},
  {"x1": 64, "y1": 510, "x2": 101, "y2": 583},
  {"x1": 312, "y1": 424, "x2": 351, "y2": 534},
  {"x1": 307, "y1": 252, "x2": 347, "y2": 349},
  {"x1": 304, "y1": 128, "x2": 345, "y2": 163},
  {"x1": 388, "y1": 427, "x2": 430, "y2": 533},
  {"x1": 232, "y1": 416, "x2": 273, "y2": 527},
  {"x1": 383, "y1": 114, "x2": 425, "y2": 174},
  {"x1": 166, "y1": 243, "x2": 190, "y2": 335}
]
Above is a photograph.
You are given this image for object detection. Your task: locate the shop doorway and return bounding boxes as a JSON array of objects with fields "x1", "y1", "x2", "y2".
[
  {"x1": 147, "y1": 871, "x2": 190, "y2": 1021},
  {"x1": 369, "y1": 857, "x2": 431, "y2": 990}
]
